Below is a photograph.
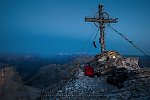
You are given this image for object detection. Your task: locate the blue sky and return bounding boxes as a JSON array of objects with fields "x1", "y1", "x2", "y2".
[{"x1": 0, "y1": 0, "x2": 150, "y2": 56}]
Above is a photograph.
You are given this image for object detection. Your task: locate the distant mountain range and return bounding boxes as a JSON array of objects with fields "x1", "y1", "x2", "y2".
[{"x1": 0, "y1": 54, "x2": 149, "y2": 81}]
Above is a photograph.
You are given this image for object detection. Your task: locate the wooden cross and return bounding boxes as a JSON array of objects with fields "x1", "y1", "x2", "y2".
[{"x1": 85, "y1": 4, "x2": 118, "y2": 53}]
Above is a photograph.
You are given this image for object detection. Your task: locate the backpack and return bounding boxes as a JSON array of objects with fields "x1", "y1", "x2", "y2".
[{"x1": 84, "y1": 65, "x2": 94, "y2": 77}]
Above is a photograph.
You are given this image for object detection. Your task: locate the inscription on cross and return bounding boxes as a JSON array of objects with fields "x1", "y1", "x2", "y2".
[{"x1": 85, "y1": 4, "x2": 118, "y2": 53}]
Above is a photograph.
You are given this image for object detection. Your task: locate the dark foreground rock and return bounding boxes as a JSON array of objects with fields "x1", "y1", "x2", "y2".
[
  {"x1": 0, "y1": 67, "x2": 30, "y2": 100},
  {"x1": 0, "y1": 67, "x2": 40, "y2": 100}
]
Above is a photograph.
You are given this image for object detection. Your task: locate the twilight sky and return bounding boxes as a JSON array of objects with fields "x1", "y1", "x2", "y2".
[{"x1": 0, "y1": 0, "x2": 150, "y2": 56}]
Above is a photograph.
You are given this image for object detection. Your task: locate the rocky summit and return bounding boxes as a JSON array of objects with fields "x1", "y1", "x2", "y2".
[
  {"x1": 38, "y1": 52, "x2": 150, "y2": 100},
  {"x1": 42, "y1": 68, "x2": 150, "y2": 100}
]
